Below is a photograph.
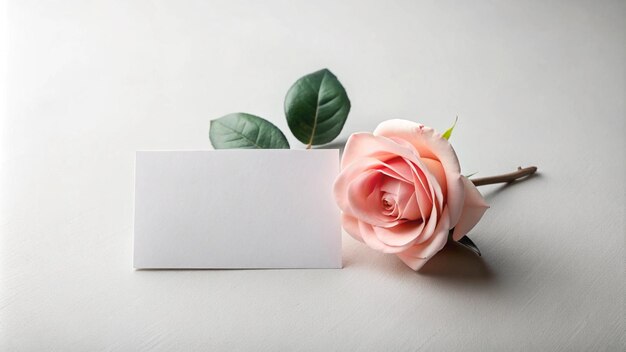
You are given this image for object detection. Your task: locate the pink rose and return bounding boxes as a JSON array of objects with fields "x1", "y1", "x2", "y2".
[{"x1": 334, "y1": 119, "x2": 489, "y2": 270}]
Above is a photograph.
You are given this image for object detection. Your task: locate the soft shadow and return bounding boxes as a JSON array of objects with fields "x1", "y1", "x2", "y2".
[
  {"x1": 314, "y1": 137, "x2": 348, "y2": 153},
  {"x1": 482, "y1": 172, "x2": 542, "y2": 203},
  {"x1": 134, "y1": 267, "x2": 339, "y2": 271},
  {"x1": 417, "y1": 242, "x2": 494, "y2": 283}
]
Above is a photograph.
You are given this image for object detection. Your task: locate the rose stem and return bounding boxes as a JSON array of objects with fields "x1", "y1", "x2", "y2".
[{"x1": 471, "y1": 166, "x2": 538, "y2": 187}]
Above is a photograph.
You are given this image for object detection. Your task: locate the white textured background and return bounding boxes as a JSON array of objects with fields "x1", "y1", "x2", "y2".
[{"x1": 1, "y1": 0, "x2": 624, "y2": 350}]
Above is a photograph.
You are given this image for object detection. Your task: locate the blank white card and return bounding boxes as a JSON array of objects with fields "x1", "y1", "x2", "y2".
[{"x1": 133, "y1": 150, "x2": 341, "y2": 269}]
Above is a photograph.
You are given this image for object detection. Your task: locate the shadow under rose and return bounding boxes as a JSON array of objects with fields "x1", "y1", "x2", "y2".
[
  {"x1": 417, "y1": 241, "x2": 494, "y2": 283},
  {"x1": 313, "y1": 137, "x2": 348, "y2": 154}
]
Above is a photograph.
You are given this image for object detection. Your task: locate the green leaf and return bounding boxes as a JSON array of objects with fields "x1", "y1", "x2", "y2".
[
  {"x1": 448, "y1": 230, "x2": 481, "y2": 256},
  {"x1": 284, "y1": 68, "x2": 351, "y2": 147},
  {"x1": 209, "y1": 113, "x2": 290, "y2": 149},
  {"x1": 456, "y1": 235, "x2": 481, "y2": 256},
  {"x1": 442, "y1": 116, "x2": 458, "y2": 140}
]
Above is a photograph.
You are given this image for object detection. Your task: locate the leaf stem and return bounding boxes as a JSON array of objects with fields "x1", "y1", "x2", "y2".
[
  {"x1": 306, "y1": 143, "x2": 312, "y2": 150},
  {"x1": 471, "y1": 166, "x2": 538, "y2": 187}
]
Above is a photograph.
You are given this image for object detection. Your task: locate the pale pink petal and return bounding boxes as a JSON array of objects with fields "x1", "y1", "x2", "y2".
[
  {"x1": 379, "y1": 177, "x2": 404, "y2": 196},
  {"x1": 413, "y1": 199, "x2": 438, "y2": 245},
  {"x1": 374, "y1": 119, "x2": 465, "y2": 225},
  {"x1": 346, "y1": 171, "x2": 383, "y2": 221},
  {"x1": 359, "y1": 220, "x2": 422, "y2": 254},
  {"x1": 377, "y1": 167, "x2": 408, "y2": 184},
  {"x1": 400, "y1": 193, "x2": 421, "y2": 220},
  {"x1": 347, "y1": 171, "x2": 403, "y2": 228},
  {"x1": 452, "y1": 177, "x2": 489, "y2": 241},
  {"x1": 358, "y1": 221, "x2": 388, "y2": 252},
  {"x1": 373, "y1": 220, "x2": 425, "y2": 249},
  {"x1": 412, "y1": 206, "x2": 450, "y2": 256},
  {"x1": 334, "y1": 157, "x2": 384, "y2": 213},
  {"x1": 395, "y1": 181, "x2": 415, "y2": 207},
  {"x1": 395, "y1": 206, "x2": 451, "y2": 271},
  {"x1": 340, "y1": 131, "x2": 447, "y2": 219},
  {"x1": 380, "y1": 178, "x2": 415, "y2": 217},
  {"x1": 341, "y1": 213, "x2": 363, "y2": 242},
  {"x1": 421, "y1": 158, "x2": 447, "y2": 198},
  {"x1": 382, "y1": 201, "x2": 400, "y2": 218},
  {"x1": 397, "y1": 134, "x2": 445, "y2": 215},
  {"x1": 381, "y1": 157, "x2": 415, "y2": 182},
  {"x1": 341, "y1": 133, "x2": 423, "y2": 171},
  {"x1": 404, "y1": 158, "x2": 439, "y2": 217}
]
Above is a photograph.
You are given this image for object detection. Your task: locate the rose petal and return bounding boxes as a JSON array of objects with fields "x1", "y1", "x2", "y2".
[
  {"x1": 374, "y1": 119, "x2": 465, "y2": 225},
  {"x1": 379, "y1": 177, "x2": 403, "y2": 197},
  {"x1": 395, "y1": 254, "x2": 428, "y2": 271},
  {"x1": 341, "y1": 213, "x2": 363, "y2": 242},
  {"x1": 346, "y1": 171, "x2": 382, "y2": 220},
  {"x1": 379, "y1": 157, "x2": 414, "y2": 182},
  {"x1": 340, "y1": 132, "x2": 447, "y2": 219},
  {"x1": 377, "y1": 168, "x2": 408, "y2": 184},
  {"x1": 403, "y1": 158, "x2": 437, "y2": 218},
  {"x1": 400, "y1": 192, "x2": 421, "y2": 220},
  {"x1": 413, "y1": 198, "x2": 438, "y2": 245},
  {"x1": 347, "y1": 171, "x2": 403, "y2": 228},
  {"x1": 380, "y1": 177, "x2": 415, "y2": 216},
  {"x1": 358, "y1": 221, "x2": 417, "y2": 254},
  {"x1": 401, "y1": 139, "x2": 444, "y2": 214},
  {"x1": 373, "y1": 219, "x2": 425, "y2": 249},
  {"x1": 383, "y1": 202, "x2": 400, "y2": 218},
  {"x1": 334, "y1": 157, "x2": 387, "y2": 213},
  {"x1": 341, "y1": 133, "x2": 423, "y2": 171},
  {"x1": 421, "y1": 158, "x2": 447, "y2": 198},
  {"x1": 358, "y1": 221, "x2": 388, "y2": 252},
  {"x1": 452, "y1": 176, "x2": 489, "y2": 241},
  {"x1": 395, "y1": 206, "x2": 451, "y2": 270},
  {"x1": 412, "y1": 206, "x2": 450, "y2": 256}
]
